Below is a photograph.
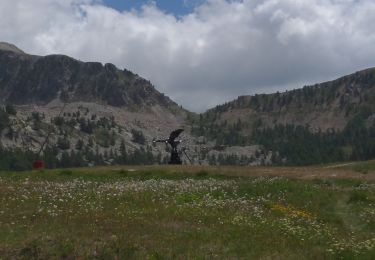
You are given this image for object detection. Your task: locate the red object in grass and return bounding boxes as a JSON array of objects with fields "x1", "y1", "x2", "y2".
[{"x1": 32, "y1": 160, "x2": 45, "y2": 170}]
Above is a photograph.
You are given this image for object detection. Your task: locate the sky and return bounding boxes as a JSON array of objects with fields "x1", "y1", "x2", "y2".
[
  {"x1": 102, "y1": 0, "x2": 202, "y2": 16},
  {"x1": 1, "y1": 0, "x2": 375, "y2": 112}
]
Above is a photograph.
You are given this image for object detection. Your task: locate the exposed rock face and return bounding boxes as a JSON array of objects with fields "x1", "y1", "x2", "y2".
[
  {"x1": 0, "y1": 42, "x2": 25, "y2": 54},
  {"x1": 0, "y1": 43, "x2": 195, "y2": 166},
  {"x1": 0, "y1": 44, "x2": 178, "y2": 110}
]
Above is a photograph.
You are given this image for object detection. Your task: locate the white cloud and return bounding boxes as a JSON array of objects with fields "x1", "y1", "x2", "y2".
[{"x1": 1, "y1": 0, "x2": 375, "y2": 112}]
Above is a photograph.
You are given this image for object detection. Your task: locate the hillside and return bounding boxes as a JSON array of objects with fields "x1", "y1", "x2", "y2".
[
  {"x1": 199, "y1": 67, "x2": 375, "y2": 132},
  {"x1": 191, "y1": 68, "x2": 375, "y2": 165},
  {"x1": 1, "y1": 42, "x2": 375, "y2": 169},
  {"x1": 0, "y1": 43, "x2": 194, "y2": 170},
  {"x1": 0, "y1": 43, "x2": 179, "y2": 109}
]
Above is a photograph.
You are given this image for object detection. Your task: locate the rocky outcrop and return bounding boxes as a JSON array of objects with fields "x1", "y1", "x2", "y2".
[
  {"x1": 0, "y1": 44, "x2": 179, "y2": 111},
  {"x1": 0, "y1": 42, "x2": 25, "y2": 54}
]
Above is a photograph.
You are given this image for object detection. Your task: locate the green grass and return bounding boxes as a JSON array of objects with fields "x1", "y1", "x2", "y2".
[
  {"x1": 0, "y1": 166, "x2": 374, "y2": 259},
  {"x1": 325, "y1": 159, "x2": 375, "y2": 174},
  {"x1": 345, "y1": 160, "x2": 375, "y2": 174}
]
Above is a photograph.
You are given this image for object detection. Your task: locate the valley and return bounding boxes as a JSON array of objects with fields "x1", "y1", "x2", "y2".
[{"x1": 1, "y1": 42, "x2": 375, "y2": 169}]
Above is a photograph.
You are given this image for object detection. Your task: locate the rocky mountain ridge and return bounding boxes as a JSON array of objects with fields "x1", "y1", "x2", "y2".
[
  {"x1": 189, "y1": 67, "x2": 375, "y2": 165},
  {"x1": 0, "y1": 43, "x2": 202, "y2": 169},
  {"x1": 194, "y1": 67, "x2": 375, "y2": 133},
  {"x1": 1, "y1": 42, "x2": 375, "y2": 168},
  {"x1": 0, "y1": 42, "x2": 25, "y2": 54},
  {"x1": 0, "y1": 43, "x2": 179, "y2": 110}
]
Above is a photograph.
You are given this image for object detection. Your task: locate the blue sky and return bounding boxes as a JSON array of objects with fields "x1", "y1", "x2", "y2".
[{"x1": 102, "y1": 0, "x2": 202, "y2": 16}]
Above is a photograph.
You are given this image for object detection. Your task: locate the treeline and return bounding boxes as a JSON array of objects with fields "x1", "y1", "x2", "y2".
[
  {"x1": 191, "y1": 107, "x2": 375, "y2": 165},
  {"x1": 0, "y1": 105, "x2": 168, "y2": 171},
  {"x1": 207, "y1": 153, "x2": 261, "y2": 166},
  {"x1": 191, "y1": 116, "x2": 247, "y2": 146},
  {"x1": 252, "y1": 125, "x2": 344, "y2": 165},
  {"x1": 0, "y1": 104, "x2": 16, "y2": 131},
  {"x1": 0, "y1": 142, "x2": 168, "y2": 171},
  {"x1": 207, "y1": 69, "x2": 375, "y2": 115},
  {"x1": 253, "y1": 108, "x2": 375, "y2": 165}
]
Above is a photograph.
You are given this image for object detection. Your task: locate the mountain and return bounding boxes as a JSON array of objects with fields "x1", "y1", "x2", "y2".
[
  {"x1": 0, "y1": 43, "x2": 193, "y2": 170},
  {"x1": 190, "y1": 68, "x2": 375, "y2": 165},
  {"x1": 1, "y1": 42, "x2": 375, "y2": 169},
  {"x1": 0, "y1": 42, "x2": 25, "y2": 54},
  {"x1": 0, "y1": 43, "x2": 179, "y2": 109},
  {"x1": 199, "y1": 68, "x2": 375, "y2": 132}
]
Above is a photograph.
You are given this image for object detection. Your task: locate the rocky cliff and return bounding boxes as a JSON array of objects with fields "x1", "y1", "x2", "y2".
[
  {"x1": 0, "y1": 43, "x2": 195, "y2": 169},
  {"x1": 0, "y1": 43, "x2": 179, "y2": 110}
]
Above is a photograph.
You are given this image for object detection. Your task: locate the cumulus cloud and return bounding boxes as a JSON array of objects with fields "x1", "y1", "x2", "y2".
[{"x1": 1, "y1": 0, "x2": 375, "y2": 111}]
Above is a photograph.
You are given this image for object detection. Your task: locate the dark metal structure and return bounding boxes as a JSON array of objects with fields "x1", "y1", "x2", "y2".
[{"x1": 153, "y1": 129, "x2": 192, "y2": 165}]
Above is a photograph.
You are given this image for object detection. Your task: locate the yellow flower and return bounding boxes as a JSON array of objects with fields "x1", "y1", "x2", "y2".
[{"x1": 270, "y1": 204, "x2": 313, "y2": 220}]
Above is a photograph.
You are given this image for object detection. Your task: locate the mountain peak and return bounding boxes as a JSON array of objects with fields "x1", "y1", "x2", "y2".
[
  {"x1": 0, "y1": 42, "x2": 25, "y2": 54},
  {"x1": 0, "y1": 42, "x2": 183, "y2": 112}
]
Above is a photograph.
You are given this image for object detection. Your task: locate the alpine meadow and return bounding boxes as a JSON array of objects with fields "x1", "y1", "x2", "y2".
[{"x1": 1, "y1": 0, "x2": 375, "y2": 258}]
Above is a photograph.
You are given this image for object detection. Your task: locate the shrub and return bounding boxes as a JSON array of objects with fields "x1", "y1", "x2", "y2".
[{"x1": 131, "y1": 129, "x2": 146, "y2": 145}]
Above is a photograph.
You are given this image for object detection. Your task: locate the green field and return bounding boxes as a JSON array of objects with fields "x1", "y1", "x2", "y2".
[{"x1": 1, "y1": 163, "x2": 375, "y2": 259}]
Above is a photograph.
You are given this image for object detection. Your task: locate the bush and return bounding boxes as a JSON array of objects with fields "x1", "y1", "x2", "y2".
[
  {"x1": 348, "y1": 191, "x2": 370, "y2": 203},
  {"x1": 59, "y1": 170, "x2": 73, "y2": 176},
  {"x1": 53, "y1": 117, "x2": 65, "y2": 126},
  {"x1": 5, "y1": 104, "x2": 17, "y2": 115},
  {"x1": 57, "y1": 137, "x2": 70, "y2": 150},
  {"x1": 131, "y1": 129, "x2": 146, "y2": 145},
  {"x1": 0, "y1": 109, "x2": 10, "y2": 131}
]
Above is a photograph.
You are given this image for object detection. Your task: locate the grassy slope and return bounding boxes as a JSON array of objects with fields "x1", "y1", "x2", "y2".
[{"x1": 0, "y1": 163, "x2": 374, "y2": 259}]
